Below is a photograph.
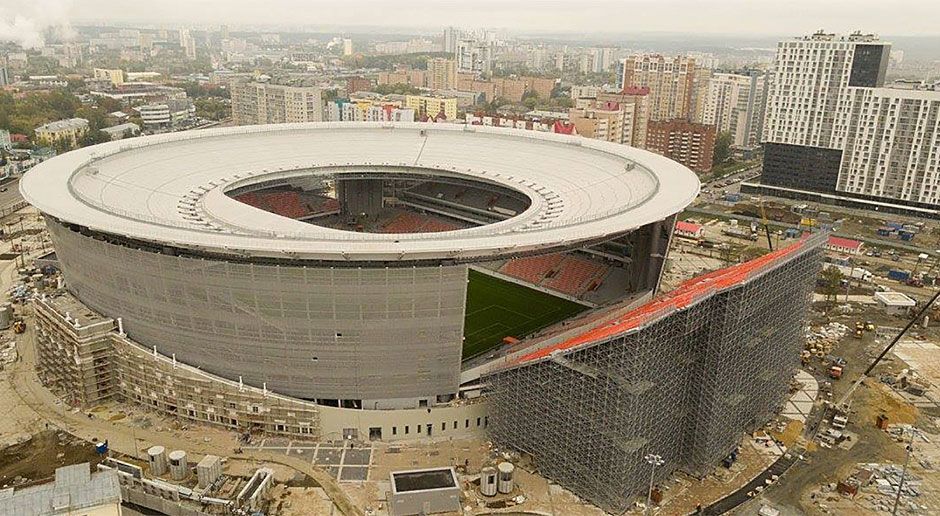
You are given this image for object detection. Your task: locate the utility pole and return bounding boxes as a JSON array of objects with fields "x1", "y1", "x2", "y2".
[{"x1": 644, "y1": 453, "x2": 664, "y2": 515}]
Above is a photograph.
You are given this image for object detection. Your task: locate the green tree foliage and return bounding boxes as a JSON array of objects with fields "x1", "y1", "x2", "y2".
[
  {"x1": 371, "y1": 83, "x2": 422, "y2": 95},
  {"x1": 343, "y1": 52, "x2": 451, "y2": 71},
  {"x1": 0, "y1": 90, "x2": 81, "y2": 136},
  {"x1": 79, "y1": 128, "x2": 111, "y2": 147},
  {"x1": 170, "y1": 82, "x2": 230, "y2": 99},
  {"x1": 819, "y1": 266, "x2": 845, "y2": 307},
  {"x1": 713, "y1": 131, "x2": 733, "y2": 165},
  {"x1": 194, "y1": 97, "x2": 231, "y2": 121}
]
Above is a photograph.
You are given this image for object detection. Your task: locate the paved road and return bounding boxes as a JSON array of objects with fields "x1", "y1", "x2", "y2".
[
  {"x1": 702, "y1": 447, "x2": 804, "y2": 515},
  {"x1": 0, "y1": 177, "x2": 22, "y2": 209}
]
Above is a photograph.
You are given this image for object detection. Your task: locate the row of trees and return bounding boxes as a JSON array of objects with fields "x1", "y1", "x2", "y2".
[{"x1": 0, "y1": 90, "x2": 120, "y2": 150}]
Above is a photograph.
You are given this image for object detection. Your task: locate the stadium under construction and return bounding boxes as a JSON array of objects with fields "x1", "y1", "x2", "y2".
[{"x1": 19, "y1": 122, "x2": 825, "y2": 508}]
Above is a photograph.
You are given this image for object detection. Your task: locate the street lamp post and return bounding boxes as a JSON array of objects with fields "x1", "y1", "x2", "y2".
[
  {"x1": 892, "y1": 427, "x2": 916, "y2": 515},
  {"x1": 645, "y1": 453, "x2": 665, "y2": 515}
]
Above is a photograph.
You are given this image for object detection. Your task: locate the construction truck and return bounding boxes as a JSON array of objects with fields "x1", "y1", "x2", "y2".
[
  {"x1": 12, "y1": 320, "x2": 25, "y2": 334},
  {"x1": 829, "y1": 365, "x2": 844, "y2": 379}
]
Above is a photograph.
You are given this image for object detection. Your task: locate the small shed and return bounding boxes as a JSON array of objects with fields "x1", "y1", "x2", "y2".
[
  {"x1": 388, "y1": 467, "x2": 460, "y2": 516},
  {"x1": 874, "y1": 291, "x2": 916, "y2": 315}
]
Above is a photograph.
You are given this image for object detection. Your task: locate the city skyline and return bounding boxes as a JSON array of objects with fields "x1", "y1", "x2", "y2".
[{"x1": 7, "y1": 0, "x2": 940, "y2": 42}]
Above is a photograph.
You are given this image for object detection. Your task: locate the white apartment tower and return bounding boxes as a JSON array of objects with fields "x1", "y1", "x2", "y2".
[
  {"x1": 456, "y1": 38, "x2": 493, "y2": 76},
  {"x1": 702, "y1": 71, "x2": 768, "y2": 149},
  {"x1": 759, "y1": 31, "x2": 940, "y2": 208},
  {"x1": 443, "y1": 27, "x2": 459, "y2": 54},
  {"x1": 231, "y1": 82, "x2": 323, "y2": 125}
]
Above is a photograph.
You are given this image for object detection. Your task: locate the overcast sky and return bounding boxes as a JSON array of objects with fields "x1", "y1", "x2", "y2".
[{"x1": 4, "y1": 0, "x2": 940, "y2": 39}]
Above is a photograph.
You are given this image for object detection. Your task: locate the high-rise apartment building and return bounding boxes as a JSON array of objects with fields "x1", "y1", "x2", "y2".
[
  {"x1": 179, "y1": 29, "x2": 196, "y2": 60},
  {"x1": 343, "y1": 38, "x2": 354, "y2": 56},
  {"x1": 618, "y1": 55, "x2": 709, "y2": 122},
  {"x1": 596, "y1": 88, "x2": 651, "y2": 148},
  {"x1": 702, "y1": 71, "x2": 768, "y2": 149},
  {"x1": 646, "y1": 119, "x2": 716, "y2": 174},
  {"x1": 442, "y1": 27, "x2": 459, "y2": 54},
  {"x1": 456, "y1": 38, "x2": 493, "y2": 76},
  {"x1": 231, "y1": 82, "x2": 323, "y2": 125},
  {"x1": 427, "y1": 58, "x2": 456, "y2": 91},
  {"x1": 757, "y1": 31, "x2": 940, "y2": 209},
  {"x1": 590, "y1": 48, "x2": 613, "y2": 74},
  {"x1": 0, "y1": 66, "x2": 10, "y2": 86}
]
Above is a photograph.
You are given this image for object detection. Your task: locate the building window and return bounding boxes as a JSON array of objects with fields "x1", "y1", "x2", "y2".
[
  {"x1": 392, "y1": 426, "x2": 397, "y2": 435},
  {"x1": 405, "y1": 426, "x2": 409, "y2": 435}
]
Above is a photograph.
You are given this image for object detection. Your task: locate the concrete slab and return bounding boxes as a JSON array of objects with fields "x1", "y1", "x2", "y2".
[
  {"x1": 339, "y1": 466, "x2": 369, "y2": 482},
  {"x1": 343, "y1": 448, "x2": 371, "y2": 466},
  {"x1": 316, "y1": 447, "x2": 343, "y2": 465}
]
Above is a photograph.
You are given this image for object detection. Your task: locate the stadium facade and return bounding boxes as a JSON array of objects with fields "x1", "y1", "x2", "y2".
[
  {"x1": 484, "y1": 233, "x2": 825, "y2": 513},
  {"x1": 22, "y1": 123, "x2": 698, "y2": 411}
]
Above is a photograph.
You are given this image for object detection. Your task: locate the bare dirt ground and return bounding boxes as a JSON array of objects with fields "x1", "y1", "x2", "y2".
[
  {"x1": 752, "y1": 292, "x2": 940, "y2": 515},
  {"x1": 0, "y1": 430, "x2": 103, "y2": 489}
]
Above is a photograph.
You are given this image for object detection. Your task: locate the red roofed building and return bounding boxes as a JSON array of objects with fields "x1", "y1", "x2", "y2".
[
  {"x1": 826, "y1": 235, "x2": 864, "y2": 255},
  {"x1": 675, "y1": 220, "x2": 704, "y2": 239},
  {"x1": 552, "y1": 121, "x2": 577, "y2": 135}
]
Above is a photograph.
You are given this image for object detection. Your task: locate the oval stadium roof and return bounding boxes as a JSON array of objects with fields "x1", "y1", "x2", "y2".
[{"x1": 21, "y1": 122, "x2": 700, "y2": 263}]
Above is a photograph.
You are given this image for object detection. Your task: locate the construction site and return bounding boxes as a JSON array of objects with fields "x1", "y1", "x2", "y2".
[{"x1": 1, "y1": 126, "x2": 940, "y2": 515}]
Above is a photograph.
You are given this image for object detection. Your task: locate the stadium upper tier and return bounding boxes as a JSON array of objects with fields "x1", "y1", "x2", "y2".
[{"x1": 21, "y1": 123, "x2": 699, "y2": 263}]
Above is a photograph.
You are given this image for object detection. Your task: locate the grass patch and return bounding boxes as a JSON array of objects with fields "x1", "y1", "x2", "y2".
[{"x1": 463, "y1": 269, "x2": 587, "y2": 360}]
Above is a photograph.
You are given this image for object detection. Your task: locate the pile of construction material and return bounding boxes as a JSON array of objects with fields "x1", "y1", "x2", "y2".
[
  {"x1": 858, "y1": 463, "x2": 926, "y2": 513},
  {"x1": 0, "y1": 340, "x2": 16, "y2": 369},
  {"x1": 804, "y1": 322, "x2": 849, "y2": 359}
]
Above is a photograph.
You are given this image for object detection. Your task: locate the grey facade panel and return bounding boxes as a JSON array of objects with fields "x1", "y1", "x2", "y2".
[
  {"x1": 849, "y1": 44, "x2": 890, "y2": 88},
  {"x1": 762, "y1": 142, "x2": 842, "y2": 194},
  {"x1": 47, "y1": 219, "x2": 466, "y2": 402},
  {"x1": 485, "y1": 235, "x2": 824, "y2": 513}
]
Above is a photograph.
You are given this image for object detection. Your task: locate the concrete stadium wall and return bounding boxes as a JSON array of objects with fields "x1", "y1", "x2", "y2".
[{"x1": 47, "y1": 219, "x2": 467, "y2": 407}]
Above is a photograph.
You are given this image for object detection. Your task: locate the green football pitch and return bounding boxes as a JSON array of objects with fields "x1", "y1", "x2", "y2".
[{"x1": 462, "y1": 269, "x2": 587, "y2": 360}]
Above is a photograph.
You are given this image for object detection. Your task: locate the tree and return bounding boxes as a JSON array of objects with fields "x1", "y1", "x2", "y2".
[
  {"x1": 79, "y1": 129, "x2": 111, "y2": 148},
  {"x1": 372, "y1": 83, "x2": 422, "y2": 96},
  {"x1": 522, "y1": 91, "x2": 539, "y2": 110},
  {"x1": 713, "y1": 131, "x2": 733, "y2": 165},
  {"x1": 819, "y1": 266, "x2": 845, "y2": 308}
]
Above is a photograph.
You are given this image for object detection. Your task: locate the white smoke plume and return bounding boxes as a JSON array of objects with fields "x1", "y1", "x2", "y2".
[{"x1": 0, "y1": 0, "x2": 76, "y2": 49}]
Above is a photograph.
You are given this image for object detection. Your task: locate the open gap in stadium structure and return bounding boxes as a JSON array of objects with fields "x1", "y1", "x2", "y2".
[{"x1": 21, "y1": 123, "x2": 698, "y2": 411}]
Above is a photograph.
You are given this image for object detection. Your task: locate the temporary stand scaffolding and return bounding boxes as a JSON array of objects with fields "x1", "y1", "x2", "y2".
[{"x1": 485, "y1": 232, "x2": 827, "y2": 513}]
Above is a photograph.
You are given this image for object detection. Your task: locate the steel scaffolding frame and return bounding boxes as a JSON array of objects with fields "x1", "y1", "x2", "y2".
[{"x1": 485, "y1": 233, "x2": 825, "y2": 513}]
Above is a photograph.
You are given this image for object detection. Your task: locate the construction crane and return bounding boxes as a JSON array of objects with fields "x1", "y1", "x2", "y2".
[
  {"x1": 758, "y1": 196, "x2": 774, "y2": 250},
  {"x1": 833, "y1": 288, "x2": 940, "y2": 412}
]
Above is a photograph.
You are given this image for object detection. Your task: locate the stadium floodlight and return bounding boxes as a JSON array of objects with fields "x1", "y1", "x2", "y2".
[{"x1": 644, "y1": 453, "x2": 665, "y2": 515}]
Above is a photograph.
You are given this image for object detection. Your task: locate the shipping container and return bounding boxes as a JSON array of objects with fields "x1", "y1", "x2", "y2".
[{"x1": 888, "y1": 269, "x2": 911, "y2": 281}]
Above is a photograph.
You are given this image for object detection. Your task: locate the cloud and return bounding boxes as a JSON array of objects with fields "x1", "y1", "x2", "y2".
[{"x1": 0, "y1": 0, "x2": 76, "y2": 49}]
